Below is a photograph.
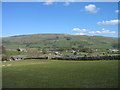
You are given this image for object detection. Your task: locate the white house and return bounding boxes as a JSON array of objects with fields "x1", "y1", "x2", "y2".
[{"x1": 108, "y1": 49, "x2": 119, "y2": 53}]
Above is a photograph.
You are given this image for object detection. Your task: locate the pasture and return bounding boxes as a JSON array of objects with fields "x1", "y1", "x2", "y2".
[{"x1": 2, "y1": 60, "x2": 118, "y2": 88}]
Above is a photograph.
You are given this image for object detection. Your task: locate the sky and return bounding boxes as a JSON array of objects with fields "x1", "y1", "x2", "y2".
[{"x1": 2, "y1": 2, "x2": 119, "y2": 37}]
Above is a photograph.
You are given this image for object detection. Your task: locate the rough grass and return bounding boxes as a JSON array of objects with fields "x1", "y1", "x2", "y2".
[{"x1": 2, "y1": 60, "x2": 118, "y2": 88}]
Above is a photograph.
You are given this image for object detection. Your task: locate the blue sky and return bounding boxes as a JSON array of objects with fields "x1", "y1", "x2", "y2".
[{"x1": 2, "y1": 2, "x2": 119, "y2": 37}]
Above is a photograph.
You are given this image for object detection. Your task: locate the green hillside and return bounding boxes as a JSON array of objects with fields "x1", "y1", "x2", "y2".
[{"x1": 2, "y1": 34, "x2": 118, "y2": 49}]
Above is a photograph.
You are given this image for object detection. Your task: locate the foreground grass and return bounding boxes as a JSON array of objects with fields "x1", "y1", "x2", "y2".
[{"x1": 2, "y1": 60, "x2": 118, "y2": 88}]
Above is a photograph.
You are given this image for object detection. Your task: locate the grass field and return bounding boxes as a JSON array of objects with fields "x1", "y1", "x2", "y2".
[{"x1": 2, "y1": 60, "x2": 118, "y2": 88}]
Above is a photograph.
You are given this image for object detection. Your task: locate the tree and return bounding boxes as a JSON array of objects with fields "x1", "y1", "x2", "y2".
[
  {"x1": 80, "y1": 48, "x2": 92, "y2": 53},
  {"x1": 2, "y1": 45, "x2": 6, "y2": 54},
  {"x1": 1, "y1": 45, "x2": 9, "y2": 61},
  {"x1": 56, "y1": 36, "x2": 59, "y2": 39},
  {"x1": 72, "y1": 47, "x2": 76, "y2": 50},
  {"x1": 42, "y1": 49, "x2": 47, "y2": 54},
  {"x1": 64, "y1": 37, "x2": 72, "y2": 40},
  {"x1": 73, "y1": 52, "x2": 77, "y2": 55},
  {"x1": 78, "y1": 45, "x2": 84, "y2": 49}
]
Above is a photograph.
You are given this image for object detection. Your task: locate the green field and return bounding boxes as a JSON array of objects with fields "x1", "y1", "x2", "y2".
[{"x1": 2, "y1": 60, "x2": 118, "y2": 88}]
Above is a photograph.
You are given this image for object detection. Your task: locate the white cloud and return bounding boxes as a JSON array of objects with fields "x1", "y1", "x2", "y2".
[
  {"x1": 115, "y1": 10, "x2": 120, "y2": 13},
  {"x1": 72, "y1": 28, "x2": 117, "y2": 36},
  {"x1": 43, "y1": 0, "x2": 54, "y2": 5},
  {"x1": 88, "y1": 28, "x2": 117, "y2": 35},
  {"x1": 72, "y1": 28, "x2": 87, "y2": 35},
  {"x1": 64, "y1": 2, "x2": 70, "y2": 6},
  {"x1": 96, "y1": 31, "x2": 102, "y2": 34},
  {"x1": 97, "y1": 19, "x2": 120, "y2": 25},
  {"x1": 68, "y1": 0, "x2": 76, "y2": 2},
  {"x1": 84, "y1": 4, "x2": 100, "y2": 13},
  {"x1": 76, "y1": 33, "x2": 85, "y2": 35},
  {"x1": 72, "y1": 28, "x2": 87, "y2": 32},
  {"x1": 43, "y1": 0, "x2": 75, "y2": 6},
  {"x1": 63, "y1": 0, "x2": 76, "y2": 6},
  {"x1": 88, "y1": 31, "x2": 95, "y2": 34}
]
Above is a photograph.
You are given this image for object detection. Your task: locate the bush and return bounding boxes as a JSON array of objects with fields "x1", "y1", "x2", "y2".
[{"x1": 2, "y1": 55, "x2": 9, "y2": 61}]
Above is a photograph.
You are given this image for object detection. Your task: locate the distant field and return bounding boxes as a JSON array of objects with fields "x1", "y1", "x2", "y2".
[
  {"x1": 6, "y1": 51, "x2": 27, "y2": 55},
  {"x1": 2, "y1": 60, "x2": 118, "y2": 88},
  {"x1": 4, "y1": 50, "x2": 120, "y2": 56}
]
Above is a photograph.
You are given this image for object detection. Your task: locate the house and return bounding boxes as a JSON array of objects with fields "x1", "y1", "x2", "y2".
[
  {"x1": 16, "y1": 48, "x2": 27, "y2": 52},
  {"x1": 71, "y1": 50, "x2": 76, "y2": 53},
  {"x1": 9, "y1": 55, "x2": 27, "y2": 61},
  {"x1": 108, "y1": 49, "x2": 119, "y2": 53},
  {"x1": 91, "y1": 48, "x2": 106, "y2": 51},
  {"x1": 91, "y1": 49, "x2": 98, "y2": 51},
  {"x1": 54, "y1": 52, "x2": 62, "y2": 56},
  {"x1": 38, "y1": 49, "x2": 43, "y2": 52}
]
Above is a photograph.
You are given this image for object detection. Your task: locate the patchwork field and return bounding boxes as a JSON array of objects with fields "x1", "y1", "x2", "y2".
[{"x1": 2, "y1": 60, "x2": 118, "y2": 88}]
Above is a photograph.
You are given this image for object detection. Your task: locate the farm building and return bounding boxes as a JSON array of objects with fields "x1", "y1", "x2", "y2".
[
  {"x1": 108, "y1": 49, "x2": 119, "y2": 53},
  {"x1": 9, "y1": 55, "x2": 27, "y2": 61},
  {"x1": 17, "y1": 48, "x2": 27, "y2": 52},
  {"x1": 54, "y1": 52, "x2": 62, "y2": 55}
]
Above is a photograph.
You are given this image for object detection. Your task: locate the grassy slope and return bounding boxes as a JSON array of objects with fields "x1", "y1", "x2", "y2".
[
  {"x1": 2, "y1": 34, "x2": 118, "y2": 49},
  {"x1": 2, "y1": 60, "x2": 118, "y2": 88}
]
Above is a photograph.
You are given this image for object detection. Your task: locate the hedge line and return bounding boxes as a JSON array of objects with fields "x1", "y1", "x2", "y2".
[
  {"x1": 24, "y1": 55, "x2": 120, "y2": 61},
  {"x1": 52, "y1": 56, "x2": 120, "y2": 60}
]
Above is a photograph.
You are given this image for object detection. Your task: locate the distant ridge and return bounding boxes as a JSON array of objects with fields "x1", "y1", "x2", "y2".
[
  {"x1": 3, "y1": 33, "x2": 118, "y2": 38},
  {"x1": 7, "y1": 33, "x2": 70, "y2": 38}
]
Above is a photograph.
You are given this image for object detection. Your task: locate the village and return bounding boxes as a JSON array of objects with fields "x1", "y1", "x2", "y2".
[{"x1": 1, "y1": 47, "x2": 120, "y2": 61}]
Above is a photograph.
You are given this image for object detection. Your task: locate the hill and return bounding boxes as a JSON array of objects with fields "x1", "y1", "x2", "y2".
[{"x1": 2, "y1": 34, "x2": 118, "y2": 49}]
